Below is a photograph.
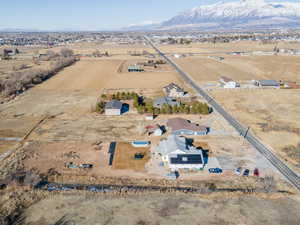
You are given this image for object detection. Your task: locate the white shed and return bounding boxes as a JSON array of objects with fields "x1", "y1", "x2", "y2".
[{"x1": 219, "y1": 76, "x2": 239, "y2": 89}]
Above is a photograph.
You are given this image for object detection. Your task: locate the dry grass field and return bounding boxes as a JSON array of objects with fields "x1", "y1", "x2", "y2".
[
  {"x1": 35, "y1": 58, "x2": 183, "y2": 91},
  {"x1": 39, "y1": 42, "x2": 156, "y2": 56},
  {"x1": 23, "y1": 193, "x2": 300, "y2": 225},
  {"x1": 159, "y1": 41, "x2": 300, "y2": 54},
  {"x1": 174, "y1": 55, "x2": 300, "y2": 82},
  {"x1": 211, "y1": 89, "x2": 300, "y2": 171},
  {"x1": 113, "y1": 142, "x2": 150, "y2": 171},
  {"x1": 0, "y1": 141, "x2": 17, "y2": 154},
  {"x1": 0, "y1": 56, "x2": 183, "y2": 142}
]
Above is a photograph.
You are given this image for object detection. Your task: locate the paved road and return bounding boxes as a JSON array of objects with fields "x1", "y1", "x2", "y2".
[{"x1": 145, "y1": 36, "x2": 300, "y2": 191}]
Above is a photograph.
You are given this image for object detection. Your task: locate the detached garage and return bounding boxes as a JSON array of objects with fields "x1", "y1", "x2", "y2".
[{"x1": 105, "y1": 100, "x2": 123, "y2": 116}]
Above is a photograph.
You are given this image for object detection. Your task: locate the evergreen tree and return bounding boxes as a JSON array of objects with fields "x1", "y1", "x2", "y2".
[{"x1": 154, "y1": 107, "x2": 160, "y2": 115}]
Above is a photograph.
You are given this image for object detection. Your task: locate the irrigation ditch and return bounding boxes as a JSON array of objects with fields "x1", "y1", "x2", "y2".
[{"x1": 33, "y1": 181, "x2": 289, "y2": 195}]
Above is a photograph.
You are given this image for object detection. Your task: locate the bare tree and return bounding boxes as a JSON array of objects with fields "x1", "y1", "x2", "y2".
[
  {"x1": 92, "y1": 49, "x2": 101, "y2": 57},
  {"x1": 46, "y1": 50, "x2": 57, "y2": 59},
  {"x1": 60, "y1": 48, "x2": 74, "y2": 57}
]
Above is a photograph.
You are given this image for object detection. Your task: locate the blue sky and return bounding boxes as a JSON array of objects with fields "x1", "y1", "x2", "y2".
[{"x1": 1, "y1": 0, "x2": 298, "y2": 30}]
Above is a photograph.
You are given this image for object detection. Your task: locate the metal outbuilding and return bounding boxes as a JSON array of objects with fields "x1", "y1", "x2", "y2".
[{"x1": 255, "y1": 80, "x2": 280, "y2": 87}]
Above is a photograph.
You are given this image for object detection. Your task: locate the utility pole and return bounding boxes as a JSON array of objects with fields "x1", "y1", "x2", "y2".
[{"x1": 244, "y1": 126, "x2": 250, "y2": 138}]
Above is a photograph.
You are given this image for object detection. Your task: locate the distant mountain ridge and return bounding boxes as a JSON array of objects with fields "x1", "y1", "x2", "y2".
[{"x1": 128, "y1": 0, "x2": 300, "y2": 31}]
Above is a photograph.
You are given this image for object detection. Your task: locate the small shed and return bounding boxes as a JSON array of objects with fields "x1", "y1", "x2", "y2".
[
  {"x1": 128, "y1": 65, "x2": 144, "y2": 72},
  {"x1": 145, "y1": 114, "x2": 155, "y2": 121},
  {"x1": 145, "y1": 124, "x2": 163, "y2": 136},
  {"x1": 105, "y1": 100, "x2": 123, "y2": 116}
]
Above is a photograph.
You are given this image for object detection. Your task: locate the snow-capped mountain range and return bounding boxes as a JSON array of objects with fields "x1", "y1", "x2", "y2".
[{"x1": 128, "y1": 0, "x2": 300, "y2": 30}]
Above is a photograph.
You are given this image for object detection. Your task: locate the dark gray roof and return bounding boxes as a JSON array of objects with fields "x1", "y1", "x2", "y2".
[
  {"x1": 220, "y1": 76, "x2": 234, "y2": 82},
  {"x1": 105, "y1": 100, "x2": 123, "y2": 109},
  {"x1": 258, "y1": 80, "x2": 279, "y2": 86},
  {"x1": 170, "y1": 154, "x2": 203, "y2": 164},
  {"x1": 153, "y1": 97, "x2": 180, "y2": 108}
]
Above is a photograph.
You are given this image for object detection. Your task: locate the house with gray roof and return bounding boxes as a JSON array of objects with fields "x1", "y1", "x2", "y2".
[
  {"x1": 105, "y1": 100, "x2": 123, "y2": 115},
  {"x1": 153, "y1": 97, "x2": 180, "y2": 109},
  {"x1": 156, "y1": 135, "x2": 204, "y2": 170},
  {"x1": 167, "y1": 117, "x2": 208, "y2": 136}
]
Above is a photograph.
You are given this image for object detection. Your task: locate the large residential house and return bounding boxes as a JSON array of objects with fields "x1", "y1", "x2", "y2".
[
  {"x1": 167, "y1": 117, "x2": 208, "y2": 136},
  {"x1": 219, "y1": 76, "x2": 239, "y2": 89},
  {"x1": 163, "y1": 83, "x2": 185, "y2": 98},
  {"x1": 156, "y1": 135, "x2": 204, "y2": 170},
  {"x1": 153, "y1": 97, "x2": 180, "y2": 109}
]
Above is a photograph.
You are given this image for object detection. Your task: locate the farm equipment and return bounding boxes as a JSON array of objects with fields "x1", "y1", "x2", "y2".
[{"x1": 66, "y1": 162, "x2": 78, "y2": 168}]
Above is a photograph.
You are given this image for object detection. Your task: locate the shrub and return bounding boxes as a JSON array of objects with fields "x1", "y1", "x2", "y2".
[
  {"x1": 95, "y1": 101, "x2": 106, "y2": 113},
  {"x1": 1, "y1": 57, "x2": 77, "y2": 96}
]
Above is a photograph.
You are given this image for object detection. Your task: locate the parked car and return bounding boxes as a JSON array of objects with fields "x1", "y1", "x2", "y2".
[
  {"x1": 209, "y1": 168, "x2": 223, "y2": 174},
  {"x1": 66, "y1": 162, "x2": 78, "y2": 168},
  {"x1": 253, "y1": 168, "x2": 260, "y2": 177},
  {"x1": 79, "y1": 164, "x2": 93, "y2": 169},
  {"x1": 235, "y1": 167, "x2": 242, "y2": 175},
  {"x1": 61, "y1": 185, "x2": 75, "y2": 191},
  {"x1": 47, "y1": 184, "x2": 61, "y2": 191},
  {"x1": 243, "y1": 169, "x2": 250, "y2": 176},
  {"x1": 0, "y1": 183, "x2": 7, "y2": 190},
  {"x1": 166, "y1": 172, "x2": 178, "y2": 180},
  {"x1": 87, "y1": 186, "x2": 103, "y2": 192}
]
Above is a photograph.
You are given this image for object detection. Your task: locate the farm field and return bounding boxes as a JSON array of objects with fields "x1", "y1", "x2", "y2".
[
  {"x1": 174, "y1": 55, "x2": 300, "y2": 82},
  {"x1": 0, "y1": 57, "x2": 184, "y2": 140},
  {"x1": 35, "y1": 59, "x2": 183, "y2": 91},
  {"x1": 211, "y1": 89, "x2": 300, "y2": 172},
  {"x1": 22, "y1": 193, "x2": 300, "y2": 225},
  {"x1": 39, "y1": 42, "x2": 157, "y2": 57},
  {"x1": 158, "y1": 41, "x2": 300, "y2": 54}
]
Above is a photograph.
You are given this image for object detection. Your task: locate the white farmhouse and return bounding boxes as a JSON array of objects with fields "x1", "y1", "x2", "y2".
[
  {"x1": 219, "y1": 76, "x2": 239, "y2": 89},
  {"x1": 156, "y1": 135, "x2": 204, "y2": 171},
  {"x1": 163, "y1": 83, "x2": 185, "y2": 98}
]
